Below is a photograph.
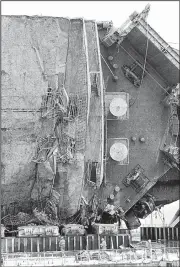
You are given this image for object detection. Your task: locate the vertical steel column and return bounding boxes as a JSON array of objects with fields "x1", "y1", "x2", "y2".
[
  {"x1": 92, "y1": 235, "x2": 94, "y2": 250},
  {"x1": 105, "y1": 236, "x2": 107, "y2": 248},
  {"x1": 30, "y1": 238, "x2": 33, "y2": 252},
  {"x1": 150, "y1": 227, "x2": 153, "y2": 240},
  {"x1": 111, "y1": 236, "x2": 114, "y2": 249},
  {"x1": 49, "y1": 237, "x2": 51, "y2": 251},
  {"x1": 145, "y1": 227, "x2": 148, "y2": 240},
  {"x1": 159, "y1": 228, "x2": 161, "y2": 240},
  {"x1": 89, "y1": 236, "x2": 92, "y2": 250},
  {"x1": 37, "y1": 238, "x2": 40, "y2": 253},
  {"x1": 98, "y1": 235, "x2": 100, "y2": 250},
  {"x1": 5, "y1": 238, "x2": 8, "y2": 253},
  {"x1": 18, "y1": 238, "x2": 20, "y2": 252},
  {"x1": 127, "y1": 234, "x2": 130, "y2": 246},
  {"x1": 86, "y1": 236, "x2": 89, "y2": 250},
  {"x1": 163, "y1": 227, "x2": 166, "y2": 241},
  {"x1": 167, "y1": 228, "x2": 170, "y2": 241},
  {"x1": 155, "y1": 227, "x2": 157, "y2": 241},
  {"x1": 122, "y1": 235, "x2": 124, "y2": 246},
  {"x1": 55, "y1": 237, "x2": 57, "y2": 251},
  {"x1": 67, "y1": 237, "x2": 70, "y2": 251},
  {"x1": 176, "y1": 228, "x2": 178, "y2": 241},
  {"x1": 157, "y1": 228, "x2": 159, "y2": 240},
  {"x1": 172, "y1": 227, "x2": 174, "y2": 240},
  {"x1": 24, "y1": 238, "x2": 27, "y2": 252},
  {"x1": 80, "y1": 236, "x2": 82, "y2": 250},
  {"x1": 12, "y1": 238, "x2": 14, "y2": 253},
  {"x1": 74, "y1": 236, "x2": 76, "y2": 250},
  {"x1": 141, "y1": 228, "x2": 144, "y2": 240},
  {"x1": 116, "y1": 235, "x2": 118, "y2": 249},
  {"x1": 43, "y1": 237, "x2": 45, "y2": 252}
]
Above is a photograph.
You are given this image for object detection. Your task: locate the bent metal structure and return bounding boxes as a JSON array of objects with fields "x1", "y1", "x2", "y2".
[{"x1": 1, "y1": 5, "x2": 179, "y2": 235}]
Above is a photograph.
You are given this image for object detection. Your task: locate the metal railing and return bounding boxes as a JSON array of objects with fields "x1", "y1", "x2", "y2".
[
  {"x1": 140, "y1": 226, "x2": 179, "y2": 241},
  {"x1": 1, "y1": 234, "x2": 130, "y2": 253}
]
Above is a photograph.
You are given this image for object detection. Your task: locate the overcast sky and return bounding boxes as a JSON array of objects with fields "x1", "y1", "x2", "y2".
[
  {"x1": 2, "y1": 1, "x2": 179, "y2": 226},
  {"x1": 2, "y1": 1, "x2": 179, "y2": 49}
]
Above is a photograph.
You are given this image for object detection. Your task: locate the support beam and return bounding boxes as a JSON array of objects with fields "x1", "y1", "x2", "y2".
[
  {"x1": 169, "y1": 217, "x2": 180, "y2": 227},
  {"x1": 102, "y1": 4, "x2": 151, "y2": 47},
  {"x1": 137, "y1": 22, "x2": 179, "y2": 69}
]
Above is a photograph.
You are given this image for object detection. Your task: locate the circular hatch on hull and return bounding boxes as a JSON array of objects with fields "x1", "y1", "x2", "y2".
[
  {"x1": 110, "y1": 142, "x2": 128, "y2": 161},
  {"x1": 109, "y1": 98, "x2": 128, "y2": 117}
]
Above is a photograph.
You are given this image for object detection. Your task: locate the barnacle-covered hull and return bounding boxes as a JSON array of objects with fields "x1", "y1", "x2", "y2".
[{"x1": 1, "y1": 16, "x2": 104, "y2": 223}]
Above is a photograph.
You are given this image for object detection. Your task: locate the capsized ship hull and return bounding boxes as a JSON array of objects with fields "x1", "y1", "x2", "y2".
[{"x1": 1, "y1": 7, "x2": 179, "y2": 230}]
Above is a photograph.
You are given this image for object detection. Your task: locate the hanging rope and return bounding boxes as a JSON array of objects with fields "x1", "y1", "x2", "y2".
[
  {"x1": 100, "y1": 53, "x2": 117, "y2": 79},
  {"x1": 140, "y1": 23, "x2": 149, "y2": 86},
  {"x1": 127, "y1": 21, "x2": 149, "y2": 107}
]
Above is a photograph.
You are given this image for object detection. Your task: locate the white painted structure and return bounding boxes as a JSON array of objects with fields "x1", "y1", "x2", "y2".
[{"x1": 18, "y1": 225, "x2": 59, "y2": 237}]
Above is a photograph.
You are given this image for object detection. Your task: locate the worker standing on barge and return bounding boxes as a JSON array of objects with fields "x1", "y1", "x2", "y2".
[{"x1": 59, "y1": 236, "x2": 66, "y2": 252}]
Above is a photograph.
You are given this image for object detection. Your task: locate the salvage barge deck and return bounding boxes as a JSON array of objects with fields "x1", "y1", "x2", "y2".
[
  {"x1": 2, "y1": 231, "x2": 180, "y2": 266},
  {"x1": 2, "y1": 249, "x2": 180, "y2": 266}
]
